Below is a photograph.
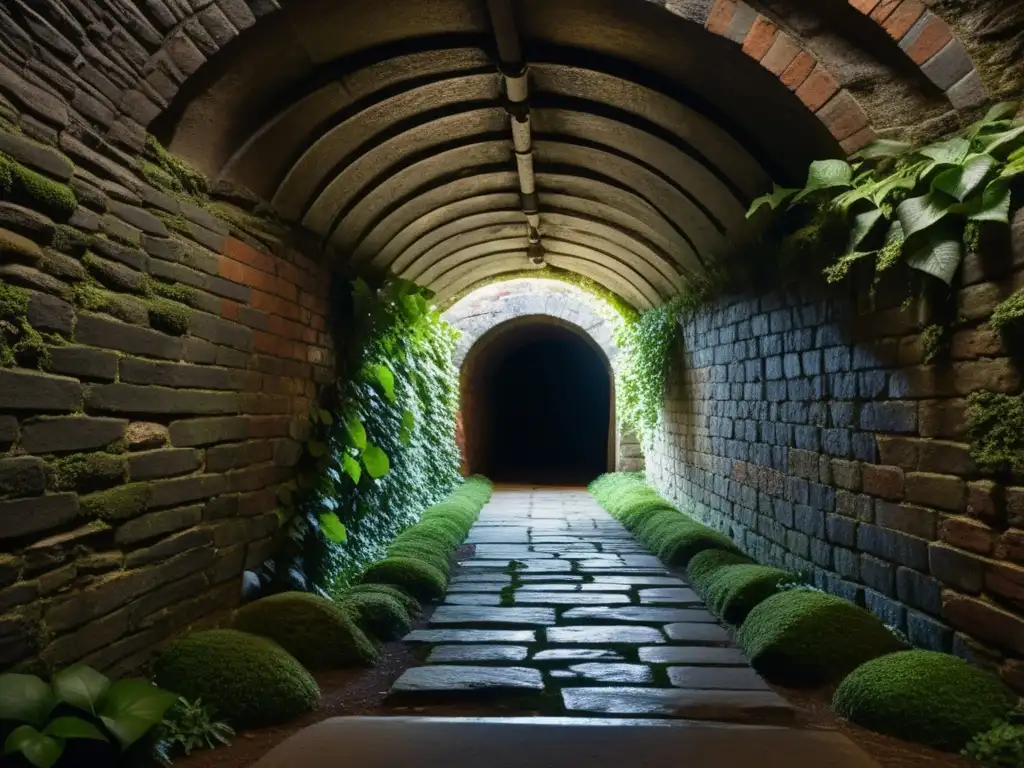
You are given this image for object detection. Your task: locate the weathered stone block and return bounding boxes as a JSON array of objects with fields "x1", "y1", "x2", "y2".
[
  {"x1": 928, "y1": 542, "x2": 985, "y2": 594},
  {"x1": 128, "y1": 449, "x2": 202, "y2": 481},
  {"x1": 86, "y1": 384, "x2": 240, "y2": 415},
  {"x1": 27, "y1": 292, "x2": 73, "y2": 334},
  {"x1": 148, "y1": 475, "x2": 227, "y2": 510},
  {"x1": 206, "y1": 440, "x2": 273, "y2": 472},
  {"x1": 860, "y1": 554, "x2": 896, "y2": 595},
  {"x1": 905, "y1": 472, "x2": 966, "y2": 512},
  {"x1": 0, "y1": 456, "x2": 46, "y2": 498},
  {"x1": 943, "y1": 591, "x2": 1024, "y2": 655},
  {"x1": 906, "y1": 610, "x2": 953, "y2": 652},
  {"x1": 75, "y1": 313, "x2": 183, "y2": 360},
  {"x1": 856, "y1": 523, "x2": 929, "y2": 570},
  {"x1": 115, "y1": 504, "x2": 204, "y2": 546},
  {"x1": 985, "y1": 561, "x2": 1024, "y2": 608},
  {"x1": 0, "y1": 493, "x2": 78, "y2": 539},
  {"x1": 863, "y1": 465, "x2": 904, "y2": 500},
  {"x1": 119, "y1": 358, "x2": 233, "y2": 390},
  {"x1": 864, "y1": 587, "x2": 906, "y2": 630},
  {"x1": 874, "y1": 500, "x2": 937, "y2": 540},
  {"x1": 0, "y1": 369, "x2": 81, "y2": 412},
  {"x1": 939, "y1": 516, "x2": 996, "y2": 555},
  {"x1": 46, "y1": 346, "x2": 118, "y2": 381}
]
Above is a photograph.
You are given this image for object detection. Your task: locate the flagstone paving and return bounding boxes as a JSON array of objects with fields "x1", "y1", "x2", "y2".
[{"x1": 388, "y1": 488, "x2": 795, "y2": 724}]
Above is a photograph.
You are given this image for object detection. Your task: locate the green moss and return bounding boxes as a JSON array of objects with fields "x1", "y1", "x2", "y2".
[
  {"x1": 344, "y1": 583, "x2": 421, "y2": 616},
  {"x1": 154, "y1": 629, "x2": 320, "y2": 730},
  {"x1": 80, "y1": 483, "x2": 151, "y2": 521},
  {"x1": 989, "y1": 289, "x2": 1024, "y2": 335},
  {"x1": 148, "y1": 297, "x2": 190, "y2": 336},
  {"x1": 386, "y1": 541, "x2": 451, "y2": 575},
  {"x1": 0, "y1": 282, "x2": 49, "y2": 369},
  {"x1": 232, "y1": 591, "x2": 378, "y2": 669},
  {"x1": 963, "y1": 721, "x2": 1024, "y2": 767},
  {"x1": 148, "y1": 278, "x2": 198, "y2": 307},
  {"x1": 833, "y1": 651, "x2": 1016, "y2": 752},
  {"x1": 51, "y1": 452, "x2": 125, "y2": 492},
  {"x1": 921, "y1": 324, "x2": 950, "y2": 364},
  {"x1": 687, "y1": 548, "x2": 755, "y2": 585},
  {"x1": 697, "y1": 564, "x2": 792, "y2": 626},
  {"x1": 0, "y1": 153, "x2": 77, "y2": 221},
  {"x1": 738, "y1": 590, "x2": 907, "y2": 686},
  {"x1": 145, "y1": 135, "x2": 209, "y2": 199},
  {"x1": 339, "y1": 591, "x2": 411, "y2": 641},
  {"x1": 360, "y1": 556, "x2": 448, "y2": 601},
  {"x1": 965, "y1": 391, "x2": 1024, "y2": 474},
  {"x1": 73, "y1": 283, "x2": 149, "y2": 325}
]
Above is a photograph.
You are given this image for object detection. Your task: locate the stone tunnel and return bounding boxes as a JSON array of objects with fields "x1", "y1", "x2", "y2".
[{"x1": 0, "y1": 0, "x2": 1022, "y2": 697}]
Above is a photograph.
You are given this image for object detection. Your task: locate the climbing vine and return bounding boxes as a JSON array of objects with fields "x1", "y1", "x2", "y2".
[{"x1": 255, "y1": 277, "x2": 461, "y2": 595}]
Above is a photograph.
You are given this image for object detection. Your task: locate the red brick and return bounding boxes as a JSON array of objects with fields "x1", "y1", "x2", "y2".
[
  {"x1": 863, "y1": 464, "x2": 905, "y2": 500},
  {"x1": 759, "y1": 32, "x2": 801, "y2": 75},
  {"x1": 706, "y1": 0, "x2": 737, "y2": 35},
  {"x1": 943, "y1": 591, "x2": 1024, "y2": 655},
  {"x1": 870, "y1": 0, "x2": 902, "y2": 23},
  {"x1": 224, "y1": 237, "x2": 276, "y2": 275},
  {"x1": 876, "y1": 436, "x2": 919, "y2": 470},
  {"x1": 906, "y1": 472, "x2": 966, "y2": 512},
  {"x1": 850, "y1": 0, "x2": 881, "y2": 13},
  {"x1": 220, "y1": 299, "x2": 239, "y2": 321},
  {"x1": 841, "y1": 126, "x2": 878, "y2": 155},
  {"x1": 218, "y1": 256, "x2": 245, "y2": 284},
  {"x1": 742, "y1": 17, "x2": 777, "y2": 60},
  {"x1": 882, "y1": 0, "x2": 925, "y2": 39},
  {"x1": 795, "y1": 65, "x2": 840, "y2": 111},
  {"x1": 818, "y1": 90, "x2": 871, "y2": 141},
  {"x1": 940, "y1": 516, "x2": 997, "y2": 555},
  {"x1": 904, "y1": 15, "x2": 953, "y2": 63}
]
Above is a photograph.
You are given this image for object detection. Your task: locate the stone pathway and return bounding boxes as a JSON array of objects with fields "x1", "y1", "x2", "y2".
[{"x1": 388, "y1": 488, "x2": 795, "y2": 723}]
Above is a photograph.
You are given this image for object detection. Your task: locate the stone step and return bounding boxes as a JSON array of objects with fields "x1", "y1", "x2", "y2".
[
  {"x1": 388, "y1": 666, "x2": 544, "y2": 701},
  {"x1": 562, "y1": 607, "x2": 717, "y2": 623},
  {"x1": 561, "y1": 687, "x2": 797, "y2": 724},
  {"x1": 430, "y1": 606, "x2": 556, "y2": 626},
  {"x1": 427, "y1": 645, "x2": 530, "y2": 663},
  {"x1": 404, "y1": 629, "x2": 537, "y2": 644}
]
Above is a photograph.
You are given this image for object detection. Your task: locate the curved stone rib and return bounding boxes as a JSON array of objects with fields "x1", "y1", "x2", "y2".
[{"x1": 383, "y1": 208, "x2": 525, "y2": 275}]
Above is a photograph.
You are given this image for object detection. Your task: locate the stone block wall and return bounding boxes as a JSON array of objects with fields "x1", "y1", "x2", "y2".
[
  {"x1": 645, "y1": 210, "x2": 1024, "y2": 693},
  {"x1": 0, "y1": 105, "x2": 335, "y2": 673}
]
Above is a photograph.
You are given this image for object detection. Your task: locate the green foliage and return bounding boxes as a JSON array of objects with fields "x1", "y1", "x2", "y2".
[
  {"x1": 964, "y1": 720, "x2": 1024, "y2": 768},
  {"x1": 737, "y1": 590, "x2": 907, "y2": 686},
  {"x1": 152, "y1": 697, "x2": 234, "y2": 767},
  {"x1": 144, "y1": 136, "x2": 209, "y2": 199},
  {"x1": 833, "y1": 650, "x2": 1016, "y2": 752},
  {"x1": 965, "y1": 391, "x2": 1024, "y2": 474},
  {"x1": 750, "y1": 102, "x2": 1024, "y2": 291},
  {"x1": 338, "y1": 591, "x2": 412, "y2": 641},
  {"x1": 0, "y1": 153, "x2": 77, "y2": 221},
  {"x1": 343, "y1": 583, "x2": 421, "y2": 617},
  {"x1": 989, "y1": 288, "x2": 1024, "y2": 335},
  {"x1": 231, "y1": 592, "x2": 378, "y2": 669},
  {"x1": 359, "y1": 556, "x2": 448, "y2": 602},
  {"x1": 0, "y1": 281, "x2": 49, "y2": 370},
  {"x1": 686, "y1": 548, "x2": 754, "y2": 586},
  {"x1": 589, "y1": 473, "x2": 742, "y2": 566},
  {"x1": 0, "y1": 664, "x2": 177, "y2": 768},
  {"x1": 153, "y1": 630, "x2": 320, "y2": 730},
  {"x1": 695, "y1": 564, "x2": 792, "y2": 626},
  {"x1": 920, "y1": 323, "x2": 950, "y2": 364}
]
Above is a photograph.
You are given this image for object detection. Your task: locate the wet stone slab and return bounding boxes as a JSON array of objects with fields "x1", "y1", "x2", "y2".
[
  {"x1": 638, "y1": 588, "x2": 702, "y2": 605},
  {"x1": 444, "y1": 593, "x2": 503, "y2": 606},
  {"x1": 532, "y1": 648, "x2": 626, "y2": 662},
  {"x1": 518, "y1": 574, "x2": 582, "y2": 582},
  {"x1": 638, "y1": 646, "x2": 748, "y2": 666},
  {"x1": 562, "y1": 607, "x2": 716, "y2": 624},
  {"x1": 451, "y1": 573, "x2": 510, "y2": 584},
  {"x1": 447, "y1": 583, "x2": 510, "y2": 593},
  {"x1": 516, "y1": 583, "x2": 629, "y2": 592},
  {"x1": 590, "y1": 575, "x2": 688, "y2": 587},
  {"x1": 404, "y1": 629, "x2": 537, "y2": 644},
  {"x1": 431, "y1": 606, "x2": 556, "y2": 626},
  {"x1": 550, "y1": 663, "x2": 655, "y2": 684},
  {"x1": 390, "y1": 666, "x2": 544, "y2": 698},
  {"x1": 561, "y1": 687, "x2": 796, "y2": 723},
  {"x1": 427, "y1": 645, "x2": 530, "y2": 663},
  {"x1": 461, "y1": 560, "x2": 573, "y2": 573},
  {"x1": 668, "y1": 666, "x2": 771, "y2": 691},
  {"x1": 546, "y1": 625, "x2": 666, "y2": 645},
  {"x1": 663, "y1": 622, "x2": 733, "y2": 644},
  {"x1": 514, "y1": 592, "x2": 631, "y2": 605}
]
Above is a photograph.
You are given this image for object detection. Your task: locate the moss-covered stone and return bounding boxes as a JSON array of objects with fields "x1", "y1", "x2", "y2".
[
  {"x1": 965, "y1": 391, "x2": 1024, "y2": 475},
  {"x1": 50, "y1": 452, "x2": 125, "y2": 492},
  {"x1": 154, "y1": 629, "x2": 320, "y2": 730},
  {"x1": 73, "y1": 283, "x2": 149, "y2": 325},
  {"x1": 232, "y1": 592, "x2": 378, "y2": 669},
  {"x1": 920, "y1": 324, "x2": 950, "y2": 365},
  {"x1": 360, "y1": 556, "x2": 447, "y2": 601},
  {"x1": 144, "y1": 136, "x2": 209, "y2": 199},
  {"x1": 344, "y1": 583, "x2": 421, "y2": 617},
  {"x1": 0, "y1": 280, "x2": 49, "y2": 369},
  {"x1": 687, "y1": 548, "x2": 755, "y2": 586},
  {"x1": 148, "y1": 278, "x2": 198, "y2": 307},
  {"x1": 0, "y1": 153, "x2": 77, "y2": 221},
  {"x1": 80, "y1": 483, "x2": 151, "y2": 521},
  {"x1": 989, "y1": 288, "x2": 1024, "y2": 335},
  {"x1": 0, "y1": 226, "x2": 44, "y2": 264},
  {"x1": 148, "y1": 298, "x2": 190, "y2": 336},
  {"x1": 698, "y1": 564, "x2": 792, "y2": 626},
  {"x1": 339, "y1": 590, "x2": 411, "y2": 641},
  {"x1": 833, "y1": 650, "x2": 1016, "y2": 751}
]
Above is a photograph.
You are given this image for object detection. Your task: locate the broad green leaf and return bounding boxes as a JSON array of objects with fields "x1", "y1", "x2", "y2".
[
  {"x1": 974, "y1": 101, "x2": 1020, "y2": 130},
  {"x1": 852, "y1": 139, "x2": 913, "y2": 160},
  {"x1": 362, "y1": 444, "x2": 391, "y2": 480},
  {"x1": 897, "y1": 191, "x2": 956, "y2": 239},
  {"x1": 904, "y1": 227, "x2": 963, "y2": 285},
  {"x1": 932, "y1": 154, "x2": 995, "y2": 201},
  {"x1": 344, "y1": 417, "x2": 367, "y2": 451},
  {"x1": 342, "y1": 454, "x2": 361, "y2": 484},
  {"x1": 793, "y1": 160, "x2": 853, "y2": 202},
  {"x1": 969, "y1": 178, "x2": 1012, "y2": 223},
  {"x1": 745, "y1": 184, "x2": 798, "y2": 218},
  {"x1": 307, "y1": 440, "x2": 328, "y2": 458},
  {"x1": 919, "y1": 137, "x2": 971, "y2": 166},
  {"x1": 0, "y1": 674, "x2": 56, "y2": 727},
  {"x1": 4, "y1": 725, "x2": 63, "y2": 768},
  {"x1": 43, "y1": 717, "x2": 108, "y2": 742},
  {"x1": 366, "y1": 363, "x2": 396, "y2": 403},
  {"x1": 99, "y1": 679, "x2": 178, "y2": 749},
  {"x1": 317, "y1": 409, "x2": 334, "y2": 426},
  {"x1": 975, "y1": 125, "x2": 1024, "y2": 156},
  {"x1": 847, "y1": 208, "x2": 884, "y2": 251},
  {"x1": 318, "y1": 512, "x2": 348, "y2": 544},
  {"x1": 52, "y1": 665, "x2": 110, "y2": 717}
]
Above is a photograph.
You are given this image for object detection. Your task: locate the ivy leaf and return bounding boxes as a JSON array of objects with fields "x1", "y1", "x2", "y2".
[
  {"x1": 98, "y1": 679, "x2": 178, "y2": 750},
  {"x1": 745, "y1": 183, "x2": 798, "y2": 218},
  {"x1": 318, "y1": 512, "x2": 348, "y2": 544},
  {"x1": 932, "y1": 154, "x2": 995, "y2": 201},
  {"x1": 904, "y1": 226, "x2": 963, "y2": 285},
  {"x1": 365, "y1": 363, "x2": 396, "y2": 403},
  {"x1": 307, "y1": 440, "x2": 328, "y2": 458},
  {"x1": 0, "y1": 674, "x2": 56, "y2": 727},
  {"x1": 344, "y1": 417, "x2": 367, "y2": 451},
  {"x1": 851, "y1": 139, "x2": 914, "y2": 160},
  {"x1": 793, "y1": 160, "x2": 853, "y2": 202},
  {"x1": 342, "y1": 454, "x2": 361, "y2": 484},
  {"x1": 52, "y1": 665, "x2": 110, "y2": 717},
  {"x1": 362, "y1": 444, "x2": 391, "y2": 479},
  {"x1": 317, "y1": 409, "x2": 333, "y2": 426},
  {"x1": 974, "y1": 125, "x2": 1024, "y2": 157},
  {"x1": 43, "y1": 717, "x2": 108, "y2": 742},
  {"x1": 3, "y1": 725, "x2": 63, "y2": 768},
  {"x1": 847, "y1": 208, "x2": 884, "y2": 251},
  {"x1": 897, "y1": 190, "x2": 956, "y2": 239}
]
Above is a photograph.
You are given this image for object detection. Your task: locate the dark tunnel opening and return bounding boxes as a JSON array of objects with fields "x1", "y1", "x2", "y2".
[{"x1": 462, "y1": 319, "x2": 612, "y2": 485}]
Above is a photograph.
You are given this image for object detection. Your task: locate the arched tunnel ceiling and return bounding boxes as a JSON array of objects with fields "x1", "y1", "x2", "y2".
[{"x1": 154, "y1": 0, "x2": 975, "y2": 309}]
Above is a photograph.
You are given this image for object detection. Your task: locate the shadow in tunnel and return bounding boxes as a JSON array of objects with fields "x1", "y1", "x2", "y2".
[{"x1": 462, "y1": 319, "x2": 612, "y2": 486}]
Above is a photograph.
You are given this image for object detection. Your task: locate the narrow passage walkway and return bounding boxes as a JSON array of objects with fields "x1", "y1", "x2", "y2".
[{"x1": 388, "y1": 487, "x2": 793, "y2": 721}]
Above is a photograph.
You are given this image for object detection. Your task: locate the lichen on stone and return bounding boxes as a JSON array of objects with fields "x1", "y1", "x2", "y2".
[
  {"x1": 988, "y1": 288, "x2": 1024, "y2": 335},
  {"x1": 144, "y1": 136, "x2": 209, "y2": 199},
  {"x1": 51, "y1": 452, "x2": 126, "y2": 492},
  {"x1": 965, "y1": 391, "x2": 1024, "y2": 475},
  {"x1": 0, "y1": 153, "x2": 77, "y2": 221}
]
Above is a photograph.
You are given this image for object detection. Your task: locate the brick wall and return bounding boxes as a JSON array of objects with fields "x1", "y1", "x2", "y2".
[
  {"x1": 645, "y1": 209, "x2": 1024, "y2": 694},
  {"x1": 0, "y1": 116, "x2": 335, "y2": 675}
]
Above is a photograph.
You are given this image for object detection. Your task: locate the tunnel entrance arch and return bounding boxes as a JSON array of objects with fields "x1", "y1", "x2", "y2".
[{"x1": 460, "y1": 315, "x2": 614, "y2": 485}]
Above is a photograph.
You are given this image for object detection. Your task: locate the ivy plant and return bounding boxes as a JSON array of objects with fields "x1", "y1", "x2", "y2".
[
  {"x1": 0, "y1": 665, "x2": 177, "y2": 768},
  {"x1": 152, "y1": 697, "x2": 233, "y2": 766},
  {"x1": 749, "y1": 102, "x2": 1024, "y2": 289}
]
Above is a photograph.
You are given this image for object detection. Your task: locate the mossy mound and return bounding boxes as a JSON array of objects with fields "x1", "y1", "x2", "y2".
[
  {"x1": 154, "y1": 629, "x2": 319, "y2": 730},
  {"x1": 738, "y1": 590, "x2": 907, "y2": 686},
  {"x1": 361, "y1": 556, "x2": 448, "y2": 601},
  {"x1": 386, "y1": 540, "x2": 451, "y2": 575},
  {"x1": 345, "y1": 583, "x2": 421, "y2": 616},
  {"x1": 0, "y1": 153, "x2": 77, "y2": 220},
  {"x1": 340, "y1": 591, "x2": 411, "y2": 641},
  {"x1": 232, "y1": 592, "x2": 378, "y2": 669},
  {"x1": 833, "y1": 651, "x2": 1016, "y2": 751},
  {"x1": 687, "y1": 548, "x2": 754, "y2": 585},
  {"x1": 699, "y1": 564, "x2": 792, "y2": 625}
]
